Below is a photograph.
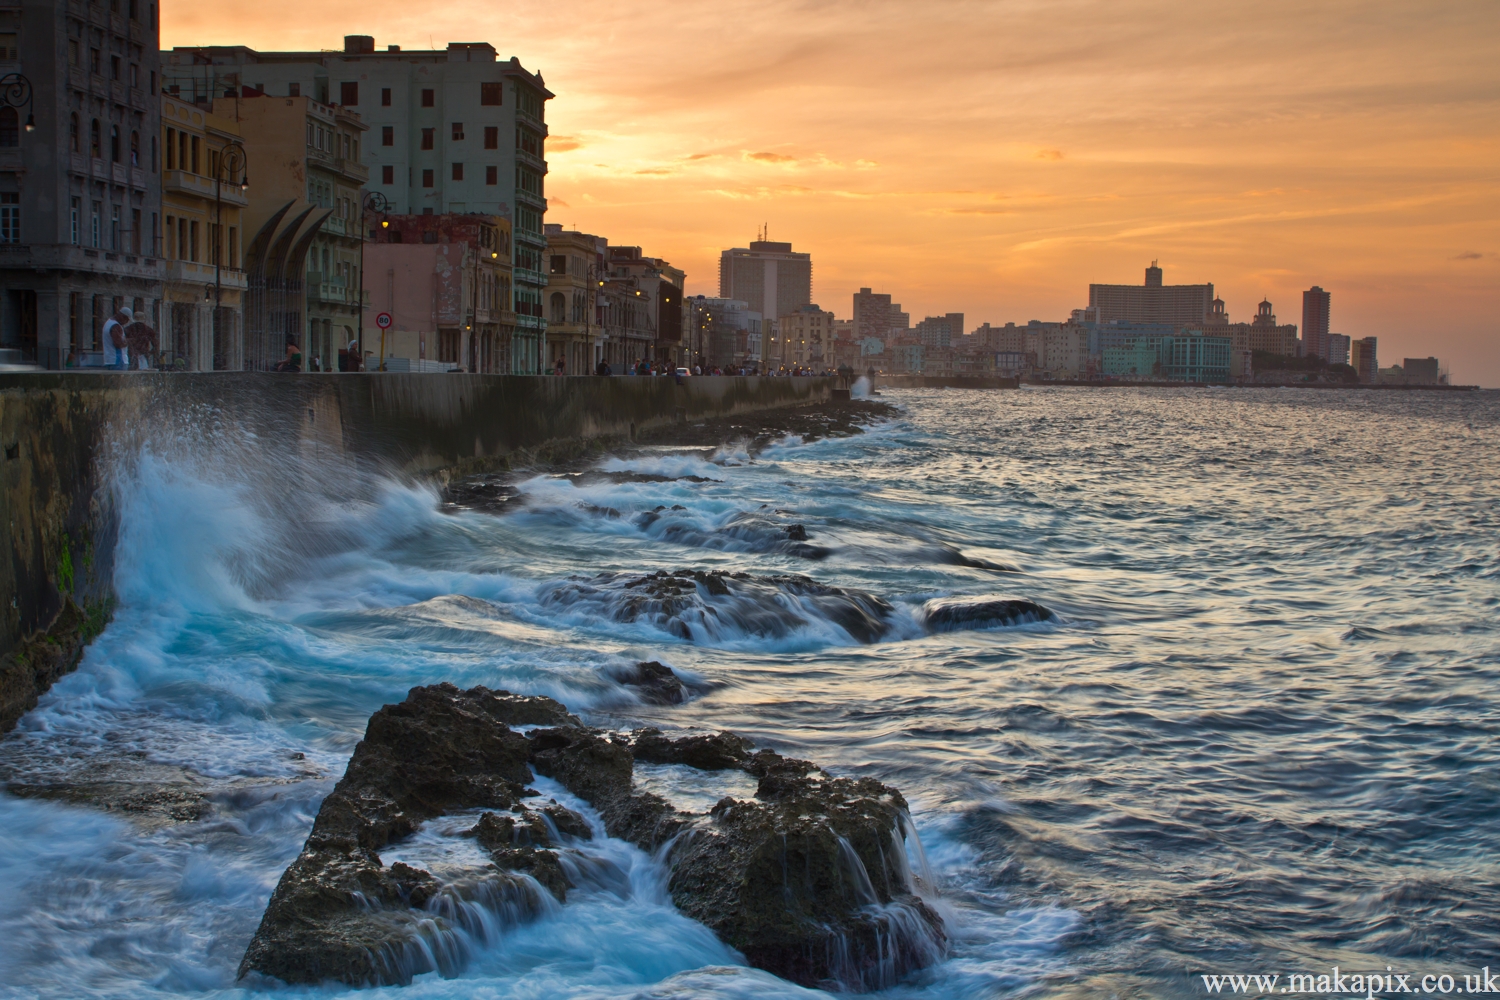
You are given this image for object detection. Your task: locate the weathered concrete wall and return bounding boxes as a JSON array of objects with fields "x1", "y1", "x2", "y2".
[{"x1": 0, "y1": 372, "x2": 832, "y2": 730}]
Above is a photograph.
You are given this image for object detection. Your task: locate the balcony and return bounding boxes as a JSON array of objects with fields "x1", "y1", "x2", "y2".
[
  {"x1": 513, "y1": 266, "x2": 547, "y2": 288},
  {"x1": 163, "y1": 259, "x2": 247, "y2": 289},
  {"x1": 332, "y1": 157, "x2": 369, "y2": 183},
  {"x1": 163, "y1": 169, "x2": 250, "y2": 206},
  {"x1": 0, "y1": 243, "x2": 161, "y2": 277},
  {"x1": 305, "y1": 273, "x2": 351, "y2": 304}
]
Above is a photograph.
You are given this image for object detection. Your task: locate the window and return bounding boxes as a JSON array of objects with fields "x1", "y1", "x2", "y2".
[
  {"x1": 421, "y1": 168, "x2": 433, "y2": 187},
  {"x1": 150, "y1": 135, "x2": 156, "y2": 171},
  {"x1": 420, "y1": 127, "x2": 433, "y2": 150},
  {"x1": 91, "y1": 201, "x2": 100, "y2": 247},
  {"x1": 131, "y1": 208, "x2": 140, "y2": 253},
  {"x1": 381, "y1": 87, "x2": 391, "y2": 106},
  {"x1": 340, "y1": 81, "x2": 358, "y2": 106},
  {"x1": 68, "y1": 113, "x2": 80, "y2": 152},
  {"x1": 381, "y1": 125, "x2": 393, "y2": 146},
  {"x1": 0, "y1": 193, "x2": 18, "y2": 244},
  {"x1": 190, "y1": 135, "x2": 199, "y2": 173},
  {"x1": 189, "y1": 219, "x2": 198, "y2": 261},
  {"x1": 306, "y1": 122, "x2": 313, "y2": 146},
  {"x1": 228, "y1": 226, "x2": 237, "y2": 268},
  {"x1": 452, "y1": 122, "x2": 463, "y2": 141},
  {"x1": 438, "y1": 329, "x2": 459, "y2": 363},
  {"x1": 382, "y1": 164, "x2": 393, "y2": 185},
  {"x1": 175, "y1": 216, "x2": 183, "y2": 259},
  {"x1": 179, "y1": 130, "x2": 187, "y2": 170},
  {"x1": 70, "y1": 198, "x2": 80, "y2": 244},
  {"x1": 484, "y1": 126, "x2": 497, "y2": 149},
  {"x1": 111, "y1": 205, "x2": 120, "y2": 250},
  {"x1": 288, "y1": 82, "x2": 300, "y2": 97},
  {"x1": 111, "y1": 55, "x2": 120, "y2": 80},
  {"x1": 165, "y1": 127, "x2": 175, "y2": 167},
  {"x1": 549, "y1": 255, "x2": 566, "y2": 275},
  {"x1": 130, "y1": 63, "x2": 138, "y2": 87},
  {"x1": 485, "y1": 165, "x2": 497, "y2": 185},
  {"x1": 451, "y1": 162, "x2": 463, "y2": 181},
  {"x1": 420, "y1": 88, "x2": 434, "y2": 107},
  {"x1": 129, "y1": 130, "x2": 138, "y2": 166},
  {"x1": 68, "y1": 39, "x2": 78, "y2": 65},
  {"x1": 480, "y1": 82, "x2": 501, "y2": 106},
  {"x1": 90, "y1": 48, "x2": 100, "y2": 74},
  {"x1": 109, "y1": 124, "x2": 119, "y2": 162},
  {"x1": 0, "y1": 108, "x2": 16, "y2": 148}
]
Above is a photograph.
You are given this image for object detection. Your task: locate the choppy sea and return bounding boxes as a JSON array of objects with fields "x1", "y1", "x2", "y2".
[{"x1": 2, "y1": 385, "x2": 1497, "y2": 1000}]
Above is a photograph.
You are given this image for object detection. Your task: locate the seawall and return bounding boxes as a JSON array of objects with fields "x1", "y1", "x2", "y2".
[{"x1": 0, "y1": 372, "x2": 832, "y2": 731}]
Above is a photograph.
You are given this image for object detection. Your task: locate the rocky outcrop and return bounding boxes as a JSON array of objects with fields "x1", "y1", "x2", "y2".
[
  {"x1": 240, "y1": 684, "x2": 943, "y2": 991},
  {"x1": 920, "y1": 597, "x2": 1053, "y2": 632}
]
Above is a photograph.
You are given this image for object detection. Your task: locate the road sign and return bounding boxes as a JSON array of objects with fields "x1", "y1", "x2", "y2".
[{"x1": 375, "y1": 312, "x2": 392, "y2": 329}]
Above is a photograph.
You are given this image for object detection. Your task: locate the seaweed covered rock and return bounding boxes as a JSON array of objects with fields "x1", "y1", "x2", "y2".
[{"x1": 240, "y1": 685, "x2": 943, "y2": 991}]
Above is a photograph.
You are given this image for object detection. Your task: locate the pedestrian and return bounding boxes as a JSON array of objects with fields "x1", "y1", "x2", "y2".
[
  {"x1": 102, "y1": 305, "x2": 132, "y2": 370},
  {"x1": 126, "y1": 321, "x2": 158, "y2": 369},
  {"x1": 274, "y1": 335, "x2": 303, "y2": 372},
  {"x1": 341, "y1": 340, "x2": 362, "y2": 372},
  {"x1": 555, "y1": 357, "x2": 566, "y2": 376}
]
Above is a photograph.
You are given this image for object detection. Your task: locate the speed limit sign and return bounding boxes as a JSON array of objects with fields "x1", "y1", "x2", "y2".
[{"x1": 375, "y1": 312, "x2": 392, "y2": 329}]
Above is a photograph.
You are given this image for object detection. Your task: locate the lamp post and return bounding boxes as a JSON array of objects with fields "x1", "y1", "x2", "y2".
[
  {"x1": 0, "y1": 73, "x2": 36, "y2": 134},
  {"x1": 584, "y1": 261, "x2": 607, "y2": 373},
  {"x1": 359, "y1": 190, "x2": 390, "y2": 370},
  {"x1": 213, "y1": 141, "x2": 247, "y2": 371}
]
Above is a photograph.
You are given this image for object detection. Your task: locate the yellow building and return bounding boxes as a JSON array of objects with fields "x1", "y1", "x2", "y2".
[
  {"x1": 159, "y1": 96, "x2": 248, "y2": 369},
  {"x1": 771, "y1": 304, "x2": 836, "y2": 368}
]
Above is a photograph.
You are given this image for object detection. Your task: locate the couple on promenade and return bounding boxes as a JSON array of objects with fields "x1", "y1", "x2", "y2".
[{"x1": 98, "y1": 305, "x2": 157, "y2": 371}]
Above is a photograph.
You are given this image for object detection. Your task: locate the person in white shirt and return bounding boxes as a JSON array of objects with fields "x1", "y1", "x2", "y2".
[{"x1": 102, "y1": 306, "x2": 132, "y2": 370}]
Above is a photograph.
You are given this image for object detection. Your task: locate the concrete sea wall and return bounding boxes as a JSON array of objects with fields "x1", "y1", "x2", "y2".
[{"x1": 0, "y1": 372, "x2": 832, "y2": 731}]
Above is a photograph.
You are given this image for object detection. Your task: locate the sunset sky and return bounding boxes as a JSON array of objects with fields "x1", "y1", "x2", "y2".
[{"x1": 166, "y1": 0, "x2": 1500, "y2": 385}]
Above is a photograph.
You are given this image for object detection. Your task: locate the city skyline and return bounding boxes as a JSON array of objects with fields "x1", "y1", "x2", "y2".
[{"x1": 160, "y1": 0, "x2": 1500, "y2": 385}]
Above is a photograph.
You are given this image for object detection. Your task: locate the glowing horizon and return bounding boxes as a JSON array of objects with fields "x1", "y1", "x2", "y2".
[{"x1": 165, "y1": 0, "x2": 1500, "y2": 384}]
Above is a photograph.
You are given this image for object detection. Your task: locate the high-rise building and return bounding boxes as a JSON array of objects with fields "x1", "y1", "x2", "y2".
[
  {"x1": 1326, "y1": 333, "x2": 1351, "y2": 366},
  {"x1": 0, "y1": 0, "x2": 165, "y2": 367},
  {"x1": 1351, "y1": 336, "x2": 1378, "y2": 383},
  {"x1": 718, "y1": 239, "x2": 811, "y2": 324},
  {"x1": 852, "y1": 287, "x2": 909, "y2": 344},
  {"x1": 163, "y1": 36, "x2": 552, "y2": 371},
  {"x1": 1088, "y1": 261, "x2": 1214, "y2": 326},
  {"x1": 1402, "y1": 357, "x2": 1440, "y2": 384},
  {"x1": 1302, "y1": 286, "x2": 1330, "y2": 360},
  {"x1": 914, "y1": 312, "x2": 963, "y2": 349}
]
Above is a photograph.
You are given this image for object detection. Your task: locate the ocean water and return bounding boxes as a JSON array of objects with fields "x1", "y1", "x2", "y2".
[{"x1": 2, "y1": 386, "x2": 1498, "y2": 1000}]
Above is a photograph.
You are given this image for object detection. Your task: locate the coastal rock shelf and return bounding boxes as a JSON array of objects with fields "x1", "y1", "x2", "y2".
[{"x1": 239, "y1": 683, "x2": 946, "y2": 991}]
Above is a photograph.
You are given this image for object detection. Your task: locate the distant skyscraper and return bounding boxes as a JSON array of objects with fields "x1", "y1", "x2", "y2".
[
  {"x1": 1351, "y1": 336, "x2": 1378, "y2": 383},
  {"x1": 853, "y1": 287, "x2": 914, "y2": 343},
  {"x1": 1088, "y1": 262, "x2": 1215, "y2": 326},
  {"x1": 1326, "y1": 333, "x2": 1351, "y2": 366},
  {"x1": 719, "y1": 239, "x2": 812, "y2": 323},
  {"x1": 1302, "y1": 286, "x2": 1331, "y2": 360}
]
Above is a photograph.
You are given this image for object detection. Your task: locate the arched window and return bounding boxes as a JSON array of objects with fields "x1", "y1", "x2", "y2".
[
  {"x1": 0, "y1": 108, "x2": 16, "y2": 148},
  {"x1": 90, "y1": 119, "x2": 100, "y2": 158},
  {"x1": 130, "y1": 131, "x2": 139, "y2": 166},
  {"x1": 110, "y1": 124, "x2": 120, "y2": 162},
  {"x1": 69, "y1": 113, "x2": 80, "y2": 152},
  {"x1": 550, "y1": 292, "x2": 566, "y2": 323}
]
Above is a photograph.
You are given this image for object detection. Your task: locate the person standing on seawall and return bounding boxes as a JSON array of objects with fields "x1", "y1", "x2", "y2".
[
  {"x1": 102, "y1": 305, "x2": 132, "y2": 370},
  {"x1": 555, "y1": 358, "x2": 566, "y2": 376},
  {"x1": 274, "y1": 335, "x2": 303, "y2": 372}
]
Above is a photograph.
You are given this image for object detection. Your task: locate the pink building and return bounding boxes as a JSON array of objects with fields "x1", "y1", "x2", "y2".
[{"x1": 364, "y1": 213, "x2": 515, "y2": 372}]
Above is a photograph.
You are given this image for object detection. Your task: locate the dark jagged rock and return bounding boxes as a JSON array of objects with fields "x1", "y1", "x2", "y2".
[
  {"x1": 237, "y1": 684, "x2": 578, "y2": 986},
  {"x1": 613, "y1": 660, "x2": 691, "y2": 705},
  {"x1": 539, "y1": 570, "x2": 894, "y2": 644},
  {"x1": 785, "y1": 523, "x2": 808, "y2": 541},
  {"x1": 920, "y1": 597, "x2": 1054, "y2": 632},
  {"x1": 241, "y1": 686, "x2": 943, "y2": 992}
]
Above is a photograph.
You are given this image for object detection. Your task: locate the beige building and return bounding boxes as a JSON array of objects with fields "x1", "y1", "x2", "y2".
[
  {"x1": 770, "y1": 304, "x2": 836, "y2": 368},
  {"x1": 600, "y1": 245, "x2": 685, "y2": 368},
  {"x1": 158, "y1": 96, "x2": 247, "y2": 370},
  {"x1": 211, "y1": 94, "x2": 367, "y2": 369},
  {"x1": 544, "y1": 224, "x2": 603, "y2": 375},
  {"x1": 1191, "y1": 296, "x2": 1298, "y2": 377}
]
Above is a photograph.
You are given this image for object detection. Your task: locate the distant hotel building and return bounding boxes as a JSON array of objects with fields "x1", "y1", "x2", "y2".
[
  {"x1": 1302, "y1": 286, "x2": 1330, "y2": 360},
  {"x1": 1089, "y1": 262, "x2": 1214, "y2": 326},
  {"x1": 718, "y1": 238, "x2": 811, "y2": 326},
  {"x1": 851, "y1": 287, "x2": 908, "y2": 343}
]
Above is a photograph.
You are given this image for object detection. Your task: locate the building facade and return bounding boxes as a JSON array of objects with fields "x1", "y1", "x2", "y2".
[
  {"x1": 1089, "y1": 262, "x2": 1214, "y2": 326},
  {"x1": 158, "y1": 94, "x2": 245, "y2": 369},
  {"x1": 852, "y1": 286, "x2": 909, "y2": 343},
  {"x1": 769, "y1": 303, "x2": 834, "y2": 368},
  {"x1": 718, "y1": 238, "x2": 811, "y2": 325},
  {"x1": 364, "y1": 212, "x2": 512, "y2": 372},
  {"x1": 543, "y1": 224, "x2": 603, "y2": 375},
  {"x1": 601, "y1": 244, "x2": 683, "y2": 368},
  {"x1": 914, "y1": 312, "x2": 963, "y2": 349},
  {"x1": 210, "y1": 94, "x2": 366, "y2": 370},
  {"x1": 164, "y1": 36, "x2": 551, "y2": 372},
  {"x1": 1351, "y1": 336, "x2": 1378, "y2": 383},
  {"x1": 2, "y1": 0, "x2": 164, "y2": 366},
  {"x1": 1302, "y1": 285, "x2": 1330, "y2": 360}
]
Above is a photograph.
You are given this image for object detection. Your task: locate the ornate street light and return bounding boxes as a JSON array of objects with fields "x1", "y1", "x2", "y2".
[
  {"x1": 0, "y1": 73, "x2": 35, "y2": 133},
  {"x1": 360, "y1": 190, "x2": 391, "y2": 369}
]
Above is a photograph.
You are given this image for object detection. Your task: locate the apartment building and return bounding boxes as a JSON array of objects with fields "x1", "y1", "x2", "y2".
[
  {"x1": 543, "y1": 224, "x2": 602, "y2": 375},
  {"x1": 158, "y1": 94, "x2": 245, "y2": 369},
  {"x1": 2, "y1": 0, "x2": 163, "y2": 366}
]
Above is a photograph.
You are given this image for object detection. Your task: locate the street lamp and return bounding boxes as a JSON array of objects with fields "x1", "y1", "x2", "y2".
[
  {"x1": 213, "y1": 141, "x2": 247, "y2": 370},
  {"x1": 360, "y1": 190, "x2": 391, "y2": 369},
  {"x1": 0, "y1": 73, "x2": 35, "y2": 133}
]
